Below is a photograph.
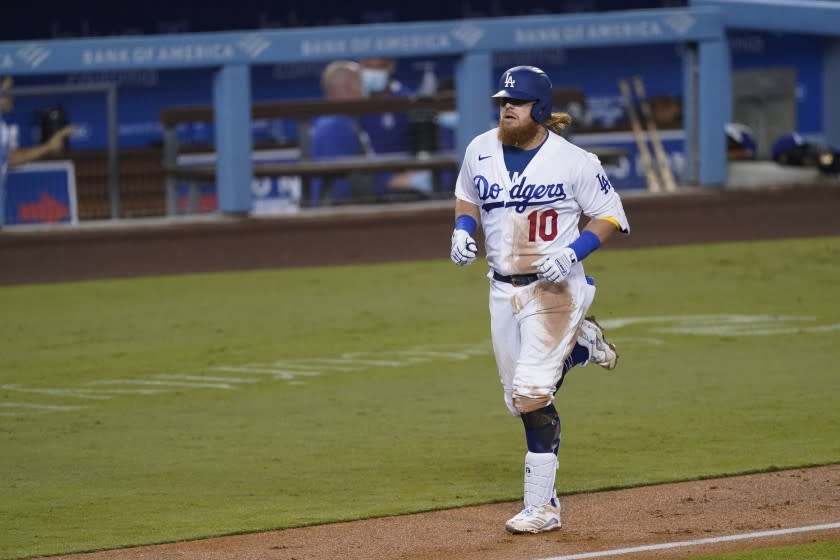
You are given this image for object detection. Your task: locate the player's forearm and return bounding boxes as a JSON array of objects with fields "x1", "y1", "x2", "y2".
[
  {"x1": 583, "y1": 218, "x2": 620, "y2": 245},
  {"x1": 9, "y1": 127, "x2": 73, "y2": 167},
  {"x1": 454, "y1": 198, "x2": 479, "y2": 222},
  {"x1": 454, "y1": 198, "x2": 480, "y2": 235},
  {"x1": 8, "y1": 145, "x2": 50, "y2": 167},
  {"x1": 561, "y1": 218, "x2": 617, "y2": 268}
]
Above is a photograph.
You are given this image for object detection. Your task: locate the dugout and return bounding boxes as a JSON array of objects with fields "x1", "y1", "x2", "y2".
[
  {"x1": 693, "y1": 0, "x2": 840, "y2": 159},
  {"x1": 2, "y1": 1, "x2": 837, "y2": 216}
]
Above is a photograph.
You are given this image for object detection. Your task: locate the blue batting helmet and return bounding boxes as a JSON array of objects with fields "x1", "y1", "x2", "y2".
[
  {"x1": 725, "y1": 123, "x2": 757, "y2": 159},
  {"x1": 771, "y1": 132, "x2": 805, "y2": 161},
  {"x1": 492, "y1": 66, "x2": 553, "y2": 123}
]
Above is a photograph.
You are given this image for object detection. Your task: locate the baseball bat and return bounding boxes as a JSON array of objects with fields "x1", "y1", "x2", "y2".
[
  {"x1": 632, "y1": 76, "x2": 678, "y2": 192},
  {"x1": 618, "y1": 79, "x2": 661, "y2": 193}
]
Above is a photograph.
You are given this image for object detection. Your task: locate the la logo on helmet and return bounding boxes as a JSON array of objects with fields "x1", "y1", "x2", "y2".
[{"x1": 504, "y1": 74, "x2": 515, "y2": 88}]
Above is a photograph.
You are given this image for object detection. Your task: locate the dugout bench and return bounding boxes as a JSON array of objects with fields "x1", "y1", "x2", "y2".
[{"x1": 159, "y1": 88, "x2": 607, "y2": 213}]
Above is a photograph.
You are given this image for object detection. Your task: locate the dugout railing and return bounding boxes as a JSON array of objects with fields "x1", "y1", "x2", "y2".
[{"x1": 158, "y1": 87, "x2": 624, "y2": 213}]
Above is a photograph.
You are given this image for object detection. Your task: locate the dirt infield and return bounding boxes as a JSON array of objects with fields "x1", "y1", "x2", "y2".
[
  {"x1": 8, "y1": 183, "x2": 840, "y2": 559},
  {"x1": 40, "y1": 466, "x2": 840, "y2": 560}
]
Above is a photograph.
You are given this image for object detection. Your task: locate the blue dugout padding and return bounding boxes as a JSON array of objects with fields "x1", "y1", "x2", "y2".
[{"x1": 6, "y1": 3, "x2": 835, "y2": 212}]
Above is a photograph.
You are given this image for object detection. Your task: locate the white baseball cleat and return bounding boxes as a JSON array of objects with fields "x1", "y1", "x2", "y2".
[
  {"x1": 579, "y1": 316, "x2": 618, "y2": 370},
  {"x1": 504, "y1": 500, "x2": 562, "y2": 534}
]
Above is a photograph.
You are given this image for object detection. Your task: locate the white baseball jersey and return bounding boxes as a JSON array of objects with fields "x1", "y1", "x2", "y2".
[
  {"x1": 454, "y1": 128, "x2": 629, "y2": 277},
  {"x1": 1, "y1": 120, "x2": 18, "y2": 226},
  {"x1": 0, "y1": 119, "x2": 18, "y2": 184}
]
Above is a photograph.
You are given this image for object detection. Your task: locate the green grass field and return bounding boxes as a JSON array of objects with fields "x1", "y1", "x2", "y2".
[{"x1": 1, "y1": 236, "x2": 839, "y2": 559}]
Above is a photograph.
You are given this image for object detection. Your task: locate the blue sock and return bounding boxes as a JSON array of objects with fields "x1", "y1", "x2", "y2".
[
  {"x1": 562, "y1": 343, "x2": 590, "y2": 374},
  {"x1": 555, "y1": 342, "x2": 591, "y2": 391}
]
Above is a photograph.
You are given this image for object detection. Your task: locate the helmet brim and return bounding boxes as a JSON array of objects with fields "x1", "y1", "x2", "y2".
[{"x1": 491, "y1": 89, "x2": 536, "y2": 101}]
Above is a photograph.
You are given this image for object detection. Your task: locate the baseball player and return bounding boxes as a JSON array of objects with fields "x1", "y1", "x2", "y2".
[{"x1": 449, "y1": 66, "x2": 629, "y2": 534}]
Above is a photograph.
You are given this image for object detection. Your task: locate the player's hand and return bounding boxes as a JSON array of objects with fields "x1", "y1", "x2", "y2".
[
  {"x1": 45, "y1": 126, "x2": 75, "y2": 155},
  {"x1": 450, "y1": 229, "x2": 478, "y2": 266},
  {"x1": 533, "y1": 247, "x2": 577, "y2": 283}
]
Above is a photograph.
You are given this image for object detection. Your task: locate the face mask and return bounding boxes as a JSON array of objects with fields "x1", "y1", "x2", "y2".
[
  {"x1": 361, "y1": 68, "x2": 389, "y2": 96},
  {"x1": 437, "y1": 111, "x2": 459, "y2": 130}
]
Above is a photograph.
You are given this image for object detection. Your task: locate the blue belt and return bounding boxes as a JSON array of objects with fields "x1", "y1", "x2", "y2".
[{"x1": 493, "y1": 271, "x2": 540, "y2": 287}]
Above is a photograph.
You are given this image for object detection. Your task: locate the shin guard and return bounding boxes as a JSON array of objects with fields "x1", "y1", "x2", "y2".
[
  {"x1": 523, "y1": 451, "x2": 558, "y2": 508},
  {"x1": 521, "y1": 404, "x2": 561, "y2": 455}
]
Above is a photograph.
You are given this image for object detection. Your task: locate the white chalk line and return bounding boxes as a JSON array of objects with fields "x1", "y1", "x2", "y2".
[
  {"x1": 0, "y1": 343, "x2": 492, "y2": 416},
  {"x1": 538, "y1": 521, "x2": 840, "y2": 560},
  {"x1": 1, "y1": 384, "x2": 113, "y2": 400},
  {"x1": 0, "y1": 402, "x2": 87, "y2": 415},
  {"x1": 155, "y1": 374, "x2": 259, "y2": 384},
  {"x1": 89, "y1": 379, "x2": 238, "y2": 390},
  {"x1": 3, "y1": 315, "x2": 838, "y2": 416},
  {"x1": 214, "y1": 366, "x2": 325, "y2": 378},
  {"x1": 599, "y1": 314, "x2": 840, "y2": 337}
]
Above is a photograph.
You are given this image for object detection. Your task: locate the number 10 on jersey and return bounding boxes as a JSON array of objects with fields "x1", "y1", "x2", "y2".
[{"x1": 527, "y1": 208, "x2": 559, "y2": 242}]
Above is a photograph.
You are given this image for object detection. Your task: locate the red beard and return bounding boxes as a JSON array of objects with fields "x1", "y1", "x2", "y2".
[{"x1": 497, "y1": 115, "x2": 543, "y2": 148}]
